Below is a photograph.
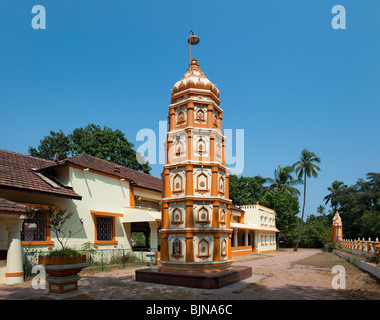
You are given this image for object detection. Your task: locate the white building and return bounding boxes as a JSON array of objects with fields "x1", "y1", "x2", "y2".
[
  {"x1": 0, "y1": 149, "x2": 162, "y2": 284},
  {"x1": 230, "y1": 202, "x2": 279, "y2": 256},
  {"x1": 0, "y1": 149, "x2": 280, "y2": 284}
]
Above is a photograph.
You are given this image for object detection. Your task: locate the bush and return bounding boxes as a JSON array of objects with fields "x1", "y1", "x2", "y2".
[
  {"x1": 323, "y1": 242, "x2": 337, "y2": 253},
  {"x1": 48, "y1": 248, "x2": 79, "y2": 257}
]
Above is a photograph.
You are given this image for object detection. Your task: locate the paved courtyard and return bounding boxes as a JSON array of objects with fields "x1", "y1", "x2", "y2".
[{"x1": 0, "y1": 248, "x2": 379, "y2": 300}]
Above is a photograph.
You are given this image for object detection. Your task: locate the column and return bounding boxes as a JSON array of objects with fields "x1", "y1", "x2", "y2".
[
  {"x1": 186, "y1": 129, "x2": 193, "y2": 161},
  {"x1": 253, "y1": 232, "x2": 259, "y2": 253},
  {"x1": 5, "y1": 219, "x2": 24, "y2": 285},
  {"x1": 233, "y1": 228, "x2": 238, "y2": 247},
  {"x1": 185, "y1": 200, "x2": 194, "y2": 229},
  {"x1": 209, "y1": 134, "x2": 215, "y2": 162},
  {"x1": 218, "y1": 112, "x2": 223, "y2": 133},
  {"x1": 162, "y1": 202, "x2": 170, "y2": 230},
  {"x1": 225, "y1": 170, "x2": 230, "y2": 199},
  {"x1": 212, "y1": 200, "x2": 220, "y2": 228},
  {"x1": 185, "y1": 232, "x2": 194, "y2": 262},
  {"x1": 185, "y1": 164, "x2": 193, "y2": 196},
  {"x1": 163, "y1": 168, "x2": 171, "y2": 199},
  {"x1": 149, "y1": 221, "x2": 158, "y2": 251},
  {"x1": 160, "y1": 233, "x2": 169, "y2": 261},
  {"x1": 211, "y1": 165, "x2": 218, "y2": 196},
  {"x1": 213, "y1": 234, "x2": 221, "y2": 262},
  {"x1": 244, "y1": 230, "x2": 249, "y2": 246},
  {"x1": 222, "y1": 137, "x2": 226, "y2": 166},
  {"x1": 187, "y1": 101, "x2": 194, "y2": 127},
  {"x1": 169, "y1": 108, "x2": 176, "y2": 131},
  {"x1": 167, "y1": 136, "x2": 174, "y2": 165},
  {"x1": 228, "y1": 234, "x2": 232, "y2": 260},
  {"x1": 207, "y1": 104, "x2": 213, "y2": 128}
]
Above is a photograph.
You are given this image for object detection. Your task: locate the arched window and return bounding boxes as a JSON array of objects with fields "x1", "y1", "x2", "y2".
[
  {"x1": 196, "y1": 172, "x2": 209, "y2": 194},
  {"x1": 220, "y1": 208, "x2": 226, "y2": 225},
  {"x1": 172, "y1": 173, "x2": 184, "y2": 194},
  {"x1": 171, "y1": 239, "x2": 183, "y2": 259},
  {"x1": 197, "y1": 238, "x2": 210, "y2": 259},
  {"x1": 196, "y1": 206, "x2": 210, "y2": 225},
  {"x1": 177, "y1": 110, "x2": 186, "y2": 124},
  {"x1": 171, "y1": 208, "x2": 183, "y2": 225}
]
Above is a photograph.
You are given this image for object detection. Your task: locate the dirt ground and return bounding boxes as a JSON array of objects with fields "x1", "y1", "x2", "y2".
[{"x1": 0, "y1": 248, "x2": 379, "y2": 300}]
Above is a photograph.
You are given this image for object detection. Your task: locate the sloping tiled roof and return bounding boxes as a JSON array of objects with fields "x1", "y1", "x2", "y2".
[
  {"x1": 0, "y1": 149, "x2": 82, "y2": 199},
  {"x1": 0, "y1": 197, "x2": 32, "y2": 213},
  {"x1": 39, "y1": 152, "x2": 163, "y2": 193}
]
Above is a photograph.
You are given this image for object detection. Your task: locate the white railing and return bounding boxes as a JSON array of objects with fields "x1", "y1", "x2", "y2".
[{"x1": 339, "y1": 238, "x2": 379, "y2": 257}]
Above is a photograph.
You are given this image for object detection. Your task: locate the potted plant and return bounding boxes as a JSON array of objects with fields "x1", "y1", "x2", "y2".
[{"x1": 34, "y1": 206, "x2": 90, "y2": 300}]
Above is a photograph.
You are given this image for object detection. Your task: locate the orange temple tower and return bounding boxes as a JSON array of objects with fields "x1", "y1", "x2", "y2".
[
  {"x1": 332, "y1": 211, "x2": 343, "y2": 242},
  {"x1": 136, "y1": 40, "x2": 252, "y2": 287},
  {"x1": 159, "y1": 57, "x2": 234, "y2": 271}
]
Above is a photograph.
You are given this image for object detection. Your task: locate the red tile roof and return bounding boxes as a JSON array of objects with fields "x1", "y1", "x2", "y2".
[
  {"x1": 0, "y1": 197, "x2": 33, "y2": 213},
  {"x1": 39, "y1": 152, "x2": 163, "y2": 193},
  {"x1": 0, "y1": 149, "x2": 82, "y2": 199}
]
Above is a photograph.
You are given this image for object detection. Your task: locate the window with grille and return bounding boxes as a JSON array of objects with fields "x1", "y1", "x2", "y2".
[
  {"x1": 21, "y1": 212, "x2": 46, "y2": 241},
  {"x1": 96, "y1": 216, "x2": 113, "y2": 241}
]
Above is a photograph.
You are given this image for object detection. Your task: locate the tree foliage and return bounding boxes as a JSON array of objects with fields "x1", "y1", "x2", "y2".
[
  {"x1": 260, "y1": 190, "x2": 300, "y2": 247},
  {"x1": 323, "y1": 180, "x2": 347, "y2": 211},
  {"x1": 266, "y1": 165, "x2": 302, "y2": 197},
  {"x1": 293, "y1": 149, "x2": 321, "y2": 251},
  {"x1": 229, "y1": 174, "x2": 267, "y2": 205},
  {"x1": 329, "y1": 172, "x2": 380, "y2": 239},
  {"x1": 29, "y1": 130, "x2": 72, "y2": 161},
  {"x1": 298, "y1": 213, "x2": 331, "y2": 248},
  {"x1": 28, "y1": 124, "x2": 151, "y2": 173}
]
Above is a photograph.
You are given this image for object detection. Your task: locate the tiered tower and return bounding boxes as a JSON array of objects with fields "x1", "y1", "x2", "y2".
[
  {"x1": 159, "y1": 58, "x2": 234, "y2": 271},
  {"x1": 332, "y1": 211, "x2": 343, "y2": 242}
]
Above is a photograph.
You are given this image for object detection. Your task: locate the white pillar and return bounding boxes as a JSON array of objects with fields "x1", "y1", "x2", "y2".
[
  {"x1": 5, "y1": 219, "x2": 24, "y2": 285},
  {"x1": 233, "y1": 228, "x2": 238, "y2": 247},
  {"x1": 149, "y1": 221, "x2": 158, "y2": 251},
  {"x1": 244, "y1": 230, "x2": 249, "y2": 246}
]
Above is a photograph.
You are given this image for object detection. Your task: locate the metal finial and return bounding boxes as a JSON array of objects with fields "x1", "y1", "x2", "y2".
[{"x1": 188, "y1": 30, "x2": 200, "y2": 63}]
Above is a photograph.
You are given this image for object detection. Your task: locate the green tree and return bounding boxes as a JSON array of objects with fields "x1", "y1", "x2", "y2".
[
  {"x1": 70, "y1": 124, "x2": 151, "y2": 173},
  {"x1": 333, "y1": 173, "x2": 380, "y2": 238},
  {"x1": 266, "y1": 165, "x2": 302, "y2": 198},
  {"x1": 293, "y1": 149, "x2": 321, "y2": 251},
  {"x1": 28, "y1": 124, "x2": 151, "y2": 173},
  {"x1": 29, "y1": 130, "x2": 72, "y2": 161},
  {"x1": 229, "y1": 174, "x2": 267, "y2": 205},
  {"x1": 260, "y1": 190, "x2": 300, "y2": 247},
  {"x1": 361, "y1": 210, "x2": 380, "y2": 238},
  {"x1": 299, "y1": 213, "x2": 331, "y2": 248},
  {"x1": 316, "y1": 205, "x2": 326, "y2": 215},
  {"x1": 323, "y1": 180, "x2": 347, "y2": 211}
]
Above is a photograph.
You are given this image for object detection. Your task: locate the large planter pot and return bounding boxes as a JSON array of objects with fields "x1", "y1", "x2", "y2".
[{"x1": 39, "y1": 255, "x2": 90, "y2": 300}]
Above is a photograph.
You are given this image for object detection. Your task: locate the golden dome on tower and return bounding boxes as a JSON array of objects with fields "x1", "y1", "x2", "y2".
[{"x1": 172, "y1": 58, "x2": 220, "y2": 98}]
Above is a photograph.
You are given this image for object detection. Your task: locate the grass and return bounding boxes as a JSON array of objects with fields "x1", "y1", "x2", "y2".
[{"x1": 293, "y1": 251, "x2": 380, "y2": 300}]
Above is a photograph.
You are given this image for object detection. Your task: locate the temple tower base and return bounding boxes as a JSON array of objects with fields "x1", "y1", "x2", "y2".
[{"x1": 135, "y1": 265, "x2": 252, "y2": 289}]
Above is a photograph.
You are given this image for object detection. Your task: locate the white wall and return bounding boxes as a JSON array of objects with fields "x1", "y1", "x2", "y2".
[{"x1": 59, "y1": 166, "x2": 132, "y2": 250}]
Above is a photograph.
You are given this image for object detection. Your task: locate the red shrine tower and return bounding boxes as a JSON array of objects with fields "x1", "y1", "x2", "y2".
[{"x1": 159, "y1": 57, "x2": 234, "y2": 271}]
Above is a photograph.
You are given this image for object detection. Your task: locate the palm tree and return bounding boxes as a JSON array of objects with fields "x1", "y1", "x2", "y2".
[
  {"x1": 293, "y1": 149, "x2": 321, "y2": 251},
  {"x1": 323, "y1": 180, "x2": 347, "y2": 210},
  {"x1": 266, "y1": 165, "x2": 302, "y2": 198}
]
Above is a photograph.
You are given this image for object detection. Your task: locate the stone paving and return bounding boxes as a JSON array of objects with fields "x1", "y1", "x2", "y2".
[{"x1": 0, "y1": 248, "x2": 379, "y2": 300}]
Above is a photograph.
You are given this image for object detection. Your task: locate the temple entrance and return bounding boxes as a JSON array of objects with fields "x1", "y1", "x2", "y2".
[
  {"x1": 130, "y1": 222, "x2": 160, "y2": 252},
  {"x1": 131, "y1": 222, "x2": 150, "y2": 251}
]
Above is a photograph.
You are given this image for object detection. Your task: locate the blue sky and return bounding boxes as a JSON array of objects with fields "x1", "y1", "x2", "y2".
[{"x1": 1, "y1": 1, "x2": 379, "y2": 218}]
